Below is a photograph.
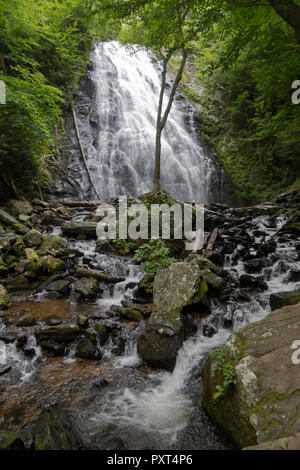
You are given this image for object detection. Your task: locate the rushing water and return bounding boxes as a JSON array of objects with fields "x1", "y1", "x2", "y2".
[
  {"x1": 1, "y1": 210, "x2": 299, "y2": 449},
  {"x1": 78, "y1": 41, "x2": 222, "y2": 203},
  {"x1": 88, "y1": 214, "x2": 300, "y2": 449}
]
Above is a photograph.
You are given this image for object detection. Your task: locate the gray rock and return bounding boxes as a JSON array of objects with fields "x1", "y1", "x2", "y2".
[
  {"x1": 137, "y1": 262, "x2": 208, "y2": 371},
  {"x1": 35, "y1": 324, "x2": 81, "y2": 342},
  {"x1": 72, "y1": 277, "x2": 100, "y2": 301},
  {"x1": 202, "y1": 302, "x2": 300, "y2": 448},
  {"x1": 17, "y1": 315, "x2": 37, "y2": 327},
  {"x1": 0, "y1": 209, "x2": 28, "y2": 234},
  {"x1": 45, "y1": 279, "x2": 71, "y2": 294},
  {"x1": 34, "y1": 403, "x2": 83, "y2": 450},
  {"x1": 23, "y1": 229, "x2": 43, "y2": 247},
  {"x1": 239, "y1": 274, "x2": 268, "y2": 290},
  {"x1": 270, "y1": 289, "x2": 300, "y2": 310},
  {"x1": 75, "y1": 336, "x2": 101, "y2": 360}
]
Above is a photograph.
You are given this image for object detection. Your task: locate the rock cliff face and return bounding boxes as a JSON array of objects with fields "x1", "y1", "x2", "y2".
[{"x1": 202, "y1": 302, "x2": 300, "y2": 449}]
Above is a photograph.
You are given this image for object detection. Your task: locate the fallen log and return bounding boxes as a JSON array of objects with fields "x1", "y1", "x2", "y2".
[
  {"x1": 76, "y1": 267, "x2": 125, "y2": 284},
  {"x1": 59, "y1": 200, "x2": 104, "y2": 208},
  {"x1": 62, "y1": 221, "x2": 98, "y2": 236},
  {"x1": 206, "y1": 228, "x2": 218, "y2": 250}
]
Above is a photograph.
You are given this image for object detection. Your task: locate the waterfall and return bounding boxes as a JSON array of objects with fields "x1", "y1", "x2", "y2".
[{"x1": 76, "y1": 41, "x2": 221, "y2": 203}]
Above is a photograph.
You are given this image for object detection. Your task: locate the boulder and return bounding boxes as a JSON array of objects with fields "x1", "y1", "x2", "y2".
[
  {"x1": 202, "y1": 303, "x2": 300, "y2": 448},
  {"x1": 0, "y1": 284, "x2": 11, "y2": 309},
  {"x1": 42, "y1": 255, "x2": 65, "y2": 274},
  {"x1": 244, "y1": 432, "x2": 300, "y2": 450},
  {"x1": 77, "y1": 315, "x2": 88, "y2": 328},
  {"x1": 239, "y1": 274, "x2": 268, "y2": 290},
  {"x1": 34, "y1": 403, "x2": 83, "y2": 450},
  {"x1": 111, "y1": 305, "x2": 144, "y2": 322},
  {"x1": 244, "y1": 258, "x2": 270, "y2": 273},
  {"x1": 35, "y1": 324, "x2": 81, "y2": 342},
  {"x1": 41, "y1": 210, "x2": 64, "y2": 226},
  {"x1": 270, "y1": 289, "x2": 300, "y2": 310},
  {"x1": 137, "y1": 262, "x2": 208, "y2": 371},
  {"x1": 93, "y1": 323, "x2": 109, "y2": 345},
  {"x1": 72, "y1": 277, "x2": 100, "y2": 301},
  {"x1": 0, "y1": 209, "x2": 28, "y2": 234},
  {"x1": 6, "y1": 199, "x2": 33, "y2": 216},
  {"x1": 40, "y1": 234, "x2": 68, "y2": 255},
  {"x1": 186, "y1": 254, "x2": 221, "y2": 274},
  {"x1": 40, "y1": 340, "x2": 65, "y2": 356},
  {"x1": 23, "y1": 229, "x2": 43, "y2": 247},
  {"x1": 75, "y1": 336, "x2": 101, "y2": 360},
  {"x1": 153, "y1": 262, "x2": 208, "y2": 313},
  {"x1": 137, "y1": 311, "x2": 183, "y2": 371},
  {"x1": 6, "y1": 274, "x2": 30, "y2": 292},
  {"x1": 95, "y1": 239, "x2": 116, "y2": 254},
  {"x1": 17, "y1": 315, "x2": 37, "y2": 327},
  {"x1": 43, "y1": 315, "x2": 62, "y2": 326},
  {"x1": 45, "y1": 279, "x2": 71, "y2": 295}
]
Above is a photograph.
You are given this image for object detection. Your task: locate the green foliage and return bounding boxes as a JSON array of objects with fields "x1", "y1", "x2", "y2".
[
  {"x1": 184, "y1": 3, "x2": 300, "y2": 203},
  {"x1": 209, "y1": 346, "x2": 237, "y2": 400},
  {"x1": 133, "y1": 239, "x2": 176, "y2": 292},
  {"x1": 0, "y1": 0, "x2": 119, "y2": 194},
  {"x1": 112, "y1": 239, "x2": 135, "y2": 255}
]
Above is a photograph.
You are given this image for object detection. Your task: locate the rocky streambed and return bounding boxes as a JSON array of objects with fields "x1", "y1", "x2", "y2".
[{"x1": 0, "y1": 188, "x2": 299, "y2": 450}]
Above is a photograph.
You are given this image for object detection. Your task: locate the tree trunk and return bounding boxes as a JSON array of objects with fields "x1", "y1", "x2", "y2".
[
  {"x1": 267, "y1": 0, "x2": 300, "y2": 30},
  {"x1": 153, "y1": 48, "x2": 187, "y2": 191},
  {"x1": 153, "y1": 58, "x2": 168, "y2": 190}
]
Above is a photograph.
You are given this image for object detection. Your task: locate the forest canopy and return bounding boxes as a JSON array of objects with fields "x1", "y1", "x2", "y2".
[{"x1": 0, "y1": 0, "x2": 299, "y2": 202}]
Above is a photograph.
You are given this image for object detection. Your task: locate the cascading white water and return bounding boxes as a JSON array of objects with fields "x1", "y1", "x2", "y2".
[
  {"x1": 84, "y1": 41, "x2": 220, "y2": 203},
  {"x1": 90, "y1": 214, "x2": 300, "y2": 448}
]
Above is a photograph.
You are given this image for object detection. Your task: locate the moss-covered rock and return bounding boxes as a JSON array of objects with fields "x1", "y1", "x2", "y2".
[
  {"x1": 0, "y1": 284, "x2": 11, "y2": 309},
  {"x1": 42, "y1": 255, "x2": 65, "y2": 274},
  {"x1": 35, "y1": 324, "x2": 81, "y2": 342},
  {"x1": 40, "y1": 234, "x2": 68, "y2": 256},
  {"x1": 25, "y1": 247, "x2": 42, "y2": 275},
  {"x1": 270, "y1": 289, "x2": 300, "y2": 310},
  {"x1": 34, "y1": 404, "x2": 82, "y2": 450},
  {"x1": 153, "y1": 262, "x2": 208, "y2": 313},
  {"x1": 137, "y1": 262, "x2": 208, "y2": 371},
  {"x1": 0, "y1": 431, "x2": 25, "y2": 450},
  {"x1": 23, "y1": 229, "x2": 43, "y2": 247},
  {"x1": 72, "y1": 277, "x2": 100, "y2": 301},
  {"x1": 202, "y1": 302, "x2": 300, "y2": 448}
]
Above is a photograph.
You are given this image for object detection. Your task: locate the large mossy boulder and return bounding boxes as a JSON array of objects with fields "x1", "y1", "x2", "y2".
[
  {"x1": 0, "y1": 284, "x2": 11, "y2": 309},
  {"x1": 40, "y1": 234, "x2": 68, "y2": 256},
  {"x1": 72, "y1": 277, "x2": 100, "y2": 301},
  {"x1": 138, "y1": 262, "x2": 208, "y2": 371},
  {"x1": 202, "y1": 303, "x2": 300, "y2": 449},
  {"x1": 0, "y1": 209, "x2": 28, "y2": 234},
  {"x1": 270, "y1": 289, "x2": 300, "y2": 310},
  {"x1": 153, "y1": 262, "x2": 208, "y2": 313}
]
